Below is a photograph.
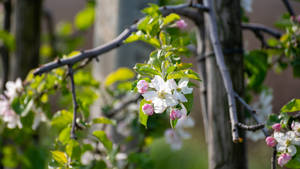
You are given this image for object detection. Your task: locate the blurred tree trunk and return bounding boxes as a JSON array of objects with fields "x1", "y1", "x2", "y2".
[
  {"x1": 197, "y1": 0, "x2": 247, "y2": 168},
  {"x1": 12, "y1": 0, "x2": 42, "y2": 79}
]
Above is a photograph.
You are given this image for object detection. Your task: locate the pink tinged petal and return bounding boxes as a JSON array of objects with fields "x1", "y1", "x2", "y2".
[
  {"x1": 265, "y1": 136, "x2": 276, "y2": 147},
  {"x1": 142, "y1": 104, "x2": 154, "y2": 116},
  {"x1": 272, "y1": 123, "x2": 281, "y2": 132},
  {"x1": 176, "y1": 19, "x2": 187, "y2": 29},
  {"x1": 173, "y1": 91, "x2": 187, "y2": 102},
  {"x1": 164, "y1": 129, "x2": 182, "y2": 150},
  {"x1": 170, "y1": 109, "x2": 182, "y2": 120},
  {"x1": 297, "y1": 15, "x2": 300, "y2": 23},
  {"x1": 278, "y1": 153, "x2": 292, "y2": 167},
  {"x1": 178, "y1": 78, "x2": 189, "y2": 88},
  {"x1": 137, "y1": 80, "x2": 149, "y2": 94},
  {"x1": 142, "y1": 91, "x2": 157, "y2": 101}
]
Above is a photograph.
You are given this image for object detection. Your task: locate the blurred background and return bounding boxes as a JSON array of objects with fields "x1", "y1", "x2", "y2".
[{"x1": 1, "y1": 0, "x2": 300, "y2": 168}]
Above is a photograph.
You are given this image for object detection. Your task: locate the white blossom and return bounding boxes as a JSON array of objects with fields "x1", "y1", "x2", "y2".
[
  {"x1": 173, "y1": 78, "x2": 193, "y2": 102},
  {"x1": 274, "y1": 131, "x2": 300, "y2": 156},
  {"x1": 81, "y1": 151, "x2": 94, "y2": 165},
  {"x1": 241, "y1": 0, "x2": 253, "y2": 12},
  {"x1": 142, "y1": 76, "x2": 178, "y2": 113},
  {"x1": 5, "y1": 78, "x2": 23, "y2": 101}
]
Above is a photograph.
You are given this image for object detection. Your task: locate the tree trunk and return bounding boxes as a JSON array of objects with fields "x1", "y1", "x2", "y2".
[
  {"x1": 198, "y1": 0, "x2": 247, "y2": 168},
  {"x1": 13, "y1": 0, "x2": 42, "y2": 79}
]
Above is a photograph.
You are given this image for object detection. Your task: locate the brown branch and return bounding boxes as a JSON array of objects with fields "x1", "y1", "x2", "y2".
[
  {"x1": 281, "y1": 0, "x2": 295, "y2": 16},
  {"x1": 271, "y1": 147, "x2": 277, "y2": 169},
  {"x1": 68, "y1": 65, "x2": 78, "y2": 139},
  {"x1": 237, "y1": 122, "x2": 265, "y2": 131},
  {"x1": 43, "y1": 9, "x2": 57, "y2": 58},
  {"x1": 203, "y1": 0, "x2": 240, "y2": 142},
  {"x1": 242, "y1": 23, "x2": 282, "y2": 39},
  {"x1": 33, "y1": 3, "x2": 209, "y2": 76},
  {"x1": 234, "y1": 92, "x2": 269, "y2": 137},
  {"x1": 1, "y1": 0, "x2": 12, "y2": 91}
]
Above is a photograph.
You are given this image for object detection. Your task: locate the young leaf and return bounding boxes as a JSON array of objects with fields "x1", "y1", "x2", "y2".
[
  {"x1": 280, "y1": 99, "x2": 300, "y2": 113},
  {"x1": 66, "y1": 140, "x2": 81, "y2": 161},
  {"x1": 93, "y1": 130, "x2": 113, "y2": 152},
  {"x1": 163, "y1": 13, "x2": 180, "y2": 26},
  {"x1": 51, "y1": 151, "x2": 67, "y2": 166},
  {"x1": 93, "y1": 117, "x2": 116, "y2": 125},
  {"x1": 74, "y1": 6, "x2": 95, "y2": 31}
]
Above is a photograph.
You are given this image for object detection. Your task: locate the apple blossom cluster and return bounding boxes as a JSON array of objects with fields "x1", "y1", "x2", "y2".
[
  {"x1": 0, "y1": 78, "x2": 23, "y2": 128},
  {"x1": 265, "y1": 122, "x2": 300, "y2": 167},
  {"x1": 137, "y1": 75, "x2": 193, "y2": 122}
]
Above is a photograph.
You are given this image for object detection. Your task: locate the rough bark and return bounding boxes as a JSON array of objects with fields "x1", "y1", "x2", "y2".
[
  {"x1": 202, "y1": 0, "x2": 247, "y2": 168},
  {"x1": 13, "y1": 0, "x2": 42, "y2": 79}
]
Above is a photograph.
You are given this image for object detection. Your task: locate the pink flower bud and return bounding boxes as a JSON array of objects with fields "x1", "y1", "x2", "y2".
[
  {"x1": 170, "y1": 109, "x2": 182, "y2": 120},
  {"x1": 142, "y1": 104, "x2": 154, "y2": 116},
  {"x1": 176, "y1": 19, "x2": 187, "y2": 29},
  {"x1": 272, "y1": 123, "x2": 281, "y2": 132},
  {"x1": 278, "y1": 153, "x2": 292, "y2": 167},
  {"x1": 297, "y1": 15, "x2": 300, "y2": 23},
  {"x1": 265, "y1": 136, "x2": 276, "y2": 147},
  {"x1": 137, "y1": 80, "x2": 148, "y2": 94}
]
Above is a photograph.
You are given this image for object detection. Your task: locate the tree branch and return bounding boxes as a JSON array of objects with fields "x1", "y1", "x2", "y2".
[
  {"x1": 33, "y1": 3, "x2": 209, "y2": 76},
  {"x1": 68, "y1": 65, "x2": 78, "y2": 139},
  {"x1": 242, "y1": 23, "x2": 282, "y2": 39},
  {"x1": 203, "y1": 0, "x2": 240, "y2": 142},
  {"x1": 281, "y1": 0, "x2": 295, "y2": 16},
  {"x1": 234, "y1": 92, "x2": 269, "y2": 137},
  {"x1": 1, "y1": 0, "x2": 12, "y2": 91},
  {"x1": 43, "y1": 9, "x2": 57, "y2": 58},
  {"x1": 272, "y1": 147, "x2": 277, "y2": 169},
  {"x1": 237, "y1": 122, "x2": 265, "y2": 131}
]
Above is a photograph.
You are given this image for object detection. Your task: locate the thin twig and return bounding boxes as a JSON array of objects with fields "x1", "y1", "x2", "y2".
[
  {"x1": 68, "y1": 65, "x2": 78, "y2": 139},
  {"x1": 1, "y1": 0, "x2": 12, "y2": 91},
  {"x1": 203, "y1": 0, "x2": 239, "y2": 142},
  {"x1": 271, "y1": 147, "x2": 277, "y2": 169},
  {"x1": 242, "y1": 23, "x2": 282, "y2": 39},
  {"x1": 234, "y1": 92, "x2": 269, "y2": 136},
  {"x1": 33, "y1": 3, "x2": 209, "y2": 76},
  {"x1": 33, "y1": 25, "x2": 138, "y2": 76},
  {"x1": 281, "y1": 0, "x2": 295, "y2": 16},
  {"x1": 237, "y1": 122, "x2": 265, "y2": 131}
]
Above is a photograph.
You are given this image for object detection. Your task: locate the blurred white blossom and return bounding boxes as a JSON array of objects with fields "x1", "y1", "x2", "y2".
[{"x1": 241, "y1": 0, "x2": 253, "y2": 12}]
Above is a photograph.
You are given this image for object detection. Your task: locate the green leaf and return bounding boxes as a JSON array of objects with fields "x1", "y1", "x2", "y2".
[
  {"x1": 74, "y1": 6, "x2": 95, "y2": 31},
  {"x1": 0, "y1": 30, "x2": 15, "y2": 51},
  {"x1": 183, "y1": 93, "x2": 193, "y2": 115},
  {"x1": 170, "y1": 119, "x2": 178, "y2": 128},
  {"x1": 104, "y1": 67, "x2": 135, "y2": 86},
  {"x1": 139, "y1": 99, "x2": 150, "y2": 128},
  {"x1": 93, "y1": 130, "x2": 113, "y2": 152},
  {"x1": 159, "y1": 31, "x2": 171, "y2": 46},
  {"x1": 266, "y1": 114, "x2": 280, "y2": 129},
  {"x1": 66, "y1": 140, "x2": 81, "y2": 161},
  {"x1": 51, "y1": 110, "x2": 73, "y2": 130},
  {"x1": 58, "y1": 127, "x2": 71, "y2": 145},
  {"x1": 50, "y1": 151, "x2": 67, "y2": 166},
  {"x1": 142, "y1": 3, "x2": 160, "y2": 16},
  {"x1": 167, "y1": 69, "x2": 200, "y2": 80},
  {"x1": 93, "y1": 117, "x2": 116, "y2": 125},
  {"x1": 280, "y1": 99, "x2": 300, "y2": 113},
  {"x1": 163, "y1": 13, "x2": 180, "y2": 25},
  {"x1": 11, "y1": 97, "x2": 24, "y2": 115},
  {"x1": 134, "y1": 63, "x2": 160, "y2": 77}
]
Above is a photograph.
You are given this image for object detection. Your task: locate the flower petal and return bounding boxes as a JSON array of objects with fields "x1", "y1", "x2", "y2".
[
  {"x1": 173, "y1": 91, "x2": 187, "y2": 102},
  {"x1": 152, "y1": 98, "x2": 167, "y2": 113},
  {"x1": 165, "y1": 94, "x2": 178, "y2": 107},
  {"x1": 142, "y1": 91, "x2": 157, "y2": 101},
  {"x1": 150, "y1": 75, "x2": 164, "y2": 91}
]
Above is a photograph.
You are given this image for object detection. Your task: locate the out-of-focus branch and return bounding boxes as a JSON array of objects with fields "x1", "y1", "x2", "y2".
[
  {"x1": 203, "y1": 0, "x2": 240, "y2": 142},
  {"x1": 242, "y1": 23, "x2": 282, "y2": 39},
  {"x1": 281, "y1": 0, "x2": 295, "y2": 16},
  {"x1": 68, "y1": 65, "x2": 78, "y2": 139},
  {"x1": 1, "y1": 0, "x2": 12, "y2": 91},
  {"x1": 234, "y1": 92, "x2": 269, "y2": 136},
  {"x1": 43, "y1": 9, "x2": 57, "y2": 58}
]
